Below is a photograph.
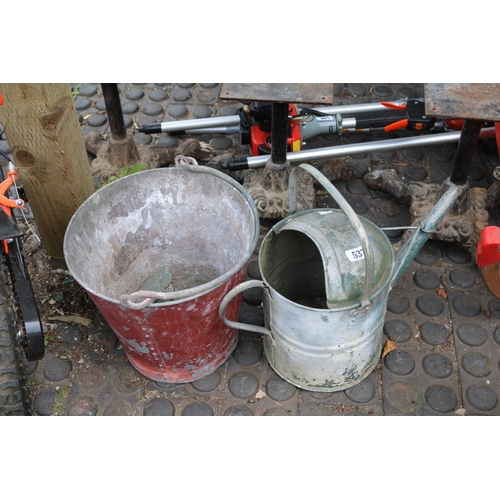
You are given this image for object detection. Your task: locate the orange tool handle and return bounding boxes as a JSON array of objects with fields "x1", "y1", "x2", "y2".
[
  {"x1": 381, "y1": 101, "x2": 408, "y2": 131},
  {"x1": 381, "y1": 101, "x2": 406, "y2": 110},
  {"x1": 384, "y1": 118, "x2": 409, "y2": 132}
]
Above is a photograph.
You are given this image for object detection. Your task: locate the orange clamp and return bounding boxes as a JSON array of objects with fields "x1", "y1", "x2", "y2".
[{"x1": 0, "y1": 170, "x2": 25, "y2": 214}]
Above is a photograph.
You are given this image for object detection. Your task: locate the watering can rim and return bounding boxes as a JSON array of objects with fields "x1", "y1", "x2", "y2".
[
  {"x1": 63, "y1": 163, "x2": 261, "y2": 308},
  {"x1": 286, "y1": 163, "x2": 398, "y2": 310},
  {"x1": 258, "y1": 209, "x2": 395, "y2": 311},
  {"x1": 290, "y1": 164, "x2": 377, "y2": 308}
]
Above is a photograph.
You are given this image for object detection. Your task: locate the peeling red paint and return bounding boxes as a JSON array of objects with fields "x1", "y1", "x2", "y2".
[{"x1": 89, "y1": 265, "x2": 247, "y2": 383}]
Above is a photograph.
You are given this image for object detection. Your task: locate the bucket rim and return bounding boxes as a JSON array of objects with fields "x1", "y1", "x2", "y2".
[
  {"x1": 258, "y1": 208, "x2": 395, "y2": 312},
  {"x1": 63, "y1": 165, "x2": 260, "y2": 307}
]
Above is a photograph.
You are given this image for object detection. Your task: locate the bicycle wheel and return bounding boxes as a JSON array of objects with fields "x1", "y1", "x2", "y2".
[{"x1": 0, "y1": 251, "x2": 31, "y2": 416}]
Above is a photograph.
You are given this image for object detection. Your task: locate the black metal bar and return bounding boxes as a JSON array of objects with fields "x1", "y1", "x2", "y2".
[
  {"x1": 101, "y1": 83, "x2": 127, "y2": 141},
  {"x1": 6, "y1": 238, "x2": 45, "y2": 361},
  {"x1": 270, "y1": 102, "x2": 289, "y2": 165},
  {"x1": 450, "y1": 119, "x2": 483, "y2": 185}
]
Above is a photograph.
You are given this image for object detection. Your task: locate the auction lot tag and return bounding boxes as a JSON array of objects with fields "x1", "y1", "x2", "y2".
[{"x1": 345, "y1": 246, "x2": 365, "y2": 262}]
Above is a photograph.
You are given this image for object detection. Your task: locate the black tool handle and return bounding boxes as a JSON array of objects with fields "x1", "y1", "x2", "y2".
[
  {"x1": 138, "y1": 123, "x2": 163, "y2": 134},
  {"x1": 222, "y1": 157, "x2": 249, "y2": 171}
]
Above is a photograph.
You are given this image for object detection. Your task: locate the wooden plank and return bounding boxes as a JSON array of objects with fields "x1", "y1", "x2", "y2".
[
  {"x1": 424, "y1": 83, "x2": 500, "y2": 121},
  {"x1": 220, "y1": 83, "x2": 334, "y2": 105}
]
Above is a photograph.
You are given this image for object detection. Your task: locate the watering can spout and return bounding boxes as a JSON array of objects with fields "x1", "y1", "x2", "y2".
[{"x1": 390, "y1": 179, "x2": 467, "y2": 288}]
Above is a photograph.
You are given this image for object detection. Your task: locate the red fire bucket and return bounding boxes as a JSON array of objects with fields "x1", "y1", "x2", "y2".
[{"x1": 63, "y1": 158, "x2": 259, "y2": 383}]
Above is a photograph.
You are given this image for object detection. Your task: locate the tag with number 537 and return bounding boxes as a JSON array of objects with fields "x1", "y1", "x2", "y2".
[{"x1": 345, "y1": 246, "x2": 365, "y2": 262}]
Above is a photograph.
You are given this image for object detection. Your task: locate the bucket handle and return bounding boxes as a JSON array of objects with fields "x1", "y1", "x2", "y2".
[
  {"x1": 219, "y1": 280, "x2": 276, "y2": 344},
  {"x1": 289, "y1": 163, "x2": 375, "y2": 309}
]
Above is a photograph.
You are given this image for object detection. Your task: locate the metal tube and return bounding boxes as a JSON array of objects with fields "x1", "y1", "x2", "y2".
[
  {"x1": 138, "y1": 115, "x2": 242, "y2": 134},
  {"x1": 189, "y1": 126, "x2": 241, "y2": 135},
  {"x1": 306, "y1": 100, "x2": 407, "y2": 116},
  {"x1": 341, "y1": 117, "x2": 357, "y2": 129},
  {"x1": 101, "y1": 83, "x2": 127, "y2": 141},
  {"x1": 450, "y1": 119, "x2": 483, "y2": 185},
  {"x1": 270, "y1": 102, "x2": 289, "y2": 165},
  {"x1": 242, "y1": 127, "x2": 496, "y2": 169},
  {"x1": 162, "y1": 115, "x2": 240, "y2": 133}
]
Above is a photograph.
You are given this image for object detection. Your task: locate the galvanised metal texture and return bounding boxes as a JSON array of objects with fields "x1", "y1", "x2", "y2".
[
  {"x1": 219, "y1": 161, "x2": 397, "y2": 392},
  {"x1": 253, "y1": 209, "x2": 394, "y2": 392},
  {"x1": 63, "y1": 164, "x2": 259, "y2": 383},
  {"x1": 223, "y1": 153, "x2": 470, "y2": 393},
  {"x1": 16, "y1": 83, "x2": 500, "y2": 415}
]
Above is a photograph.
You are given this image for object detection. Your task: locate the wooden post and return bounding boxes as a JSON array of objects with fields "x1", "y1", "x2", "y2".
[{"x1": 0, "y1": 83, "x2": 95, "y2": 266}]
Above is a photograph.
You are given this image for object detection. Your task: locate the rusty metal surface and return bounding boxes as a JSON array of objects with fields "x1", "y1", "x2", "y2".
[
  {"x1": 424, "y1": 83, "x2": 500, "y2": 121},
  {"x1": 25, "y1": 83, "x2": 500, "y2": 417},
  {"x1": 220, "y1": 83, "x2": 334, "y2": 104},
  {"x1": 63, "y1": 164, "x2": 260, "y2": 383}
]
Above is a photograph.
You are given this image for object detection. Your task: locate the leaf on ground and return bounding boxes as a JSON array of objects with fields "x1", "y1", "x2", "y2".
[
  {"x1": 255, "y1": 389, "x2": 266, "y2": 400},
  {"x1": 128, "y1": 163, "x2": 147, "y2": 174},
  {"x1": 437, "y1": 288, "x2": 447, "y2": 299},
  {"x1": 382, "y1": 339, "x2": 396, "y2": 358},
  {"x1": 48, "y1": 315, "x2": 92, "y2": 327}
]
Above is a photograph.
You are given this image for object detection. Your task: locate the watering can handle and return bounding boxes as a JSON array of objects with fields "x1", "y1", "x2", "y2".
[
  {"x1": 289, "y1": 163, "x2": 375, "y2": 309},
  {"x1": 219, "y1": 280, "x2": 273, "y2": 337}
]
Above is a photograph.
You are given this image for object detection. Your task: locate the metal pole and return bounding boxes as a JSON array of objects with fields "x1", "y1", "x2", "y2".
[
  {"x1": 139, "y1": 115, "x2": 241, "y2": 134},
  {"x1": 186, "y1": 126, "x2": 241, "y2": 135},
  {"x1": 307, "y1": 100, "x2": 407, "y2": 116},
  {"x1": 101, "y1": 83, "x2": 127, "y2": 141},
  {"x1": 270, "y1": 102, "x2": 289, "y2": 165},
  {"x1": 224, "y1": 127, "x2": 496, "y2": 170},
  {"x1": 449, "y1": 119, "x2": 483, "y2": 185}
]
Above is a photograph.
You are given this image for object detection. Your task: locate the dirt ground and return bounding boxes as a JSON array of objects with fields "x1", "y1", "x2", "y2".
[{"x1": 20, "y1": 215, "x2": 97, "y2": 339}]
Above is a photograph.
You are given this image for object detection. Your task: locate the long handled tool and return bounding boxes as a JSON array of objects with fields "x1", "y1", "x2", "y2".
[
  {"x1": 138, "y1": 98, "x2": 434, "y2": 138},
  {"x1": 138, "y1": 97, "x2": 496, "y2": 170},
  {"x1": 222, "y1": 127, "x2": 497, "y2": 170}
]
